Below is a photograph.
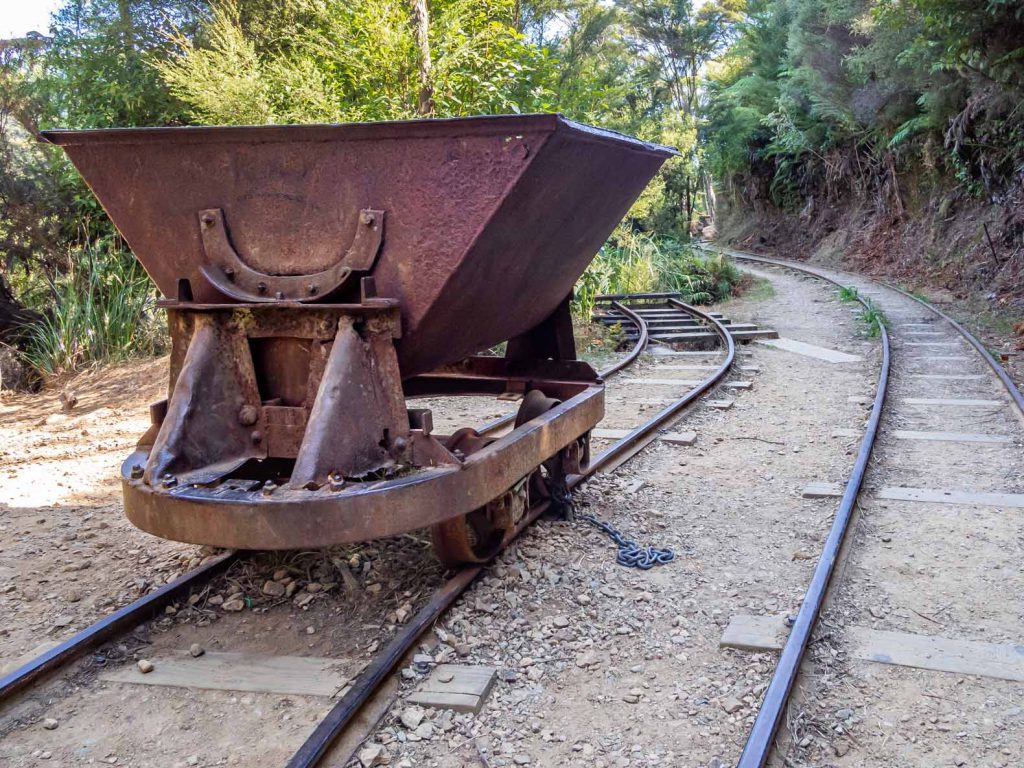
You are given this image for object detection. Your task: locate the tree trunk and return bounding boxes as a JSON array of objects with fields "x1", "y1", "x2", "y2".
[
  {"x1": 411, "y1": 0, "x2": 434, "y2": 116},
  {"x1": 0, "y1": 276, "x2": 38, "y2": 340}
]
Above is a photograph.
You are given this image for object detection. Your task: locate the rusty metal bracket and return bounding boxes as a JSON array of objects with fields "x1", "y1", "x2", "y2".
[{"x1": 198, "y1": 208, "x2": 385, "y2": 302}]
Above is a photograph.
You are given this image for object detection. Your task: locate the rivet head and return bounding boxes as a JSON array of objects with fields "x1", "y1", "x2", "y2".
[
  {"x1": 393, "y1": 436, "x2": 408, "y2": 452},
  {"x1": 308, "y1": 284, "x2": 318, "y2": 295},
  {"x1": 328, "y1": 472, "x2": 345, "y2": 491},
  {"x1": 238, "y1": 405, "x2": 259, "y2": 426},
  {"x1": 360, "y1": 211, "x2": 375, "y2": 226},
  {"x1": 200, "y1": 213, "x2": 216, "y2": 227},
  {"x1": 261, "y1": 480, "x2": 278, "y2": 497},
  {"x1": 250, "y1": 430, "x2": 263, "y2": 444},
  {"x1": 161, "y1": 473, "x2": 178, "y2": 488},
  {"x1": 130, "y1": 464, "x2": 144, "y2": 479},
  {"x1": 224, "y1": 266, "x2": 236, "y2": 281},
  {"x1": 275, "y1": 291, "x2": 285, "y2": 300},
  {"x1": 257, "y1": 282, "x2": 267, "y2": 294}
]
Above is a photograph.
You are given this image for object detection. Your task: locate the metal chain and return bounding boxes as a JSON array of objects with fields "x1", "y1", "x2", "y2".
[{"x1": 578, "y1": 513, "x2": 675, "y2": 569}]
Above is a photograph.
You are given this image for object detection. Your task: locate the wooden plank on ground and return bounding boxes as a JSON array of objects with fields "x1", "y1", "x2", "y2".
[
  {"x1": 874, "y1": 487, "x2": 1024, "y2": 508},
  {"x1": 621, "y1": 378, "x2": 700, "y2": 386},
  {"x1": 802, "y1": 481, "x2": 845, "y2": 498},
  {"x1": 0, "y1": 642, "x2": 60, "y2": 676},
  {"x1": 406, "y1": 664, "x2": 497, "y2": 714},
  {"x1": 620, "y1": 378, "x2": 752, "y2": 389},
  {"x1": 903, "y1": 398, "x2": 1002, "y2": 407},
  {"x1": 661, "y1": 431, "x2": 697, "y2": 446},
  {"x1": 101, "y1": 651, "x2": 350, "y2": 696},
  {"x1": 904, "y1": 341, "x2": 961, "y2": 347},
  {"x1": 755, "y1": 337, "x2": 861, "y2": 363},
  {"x1": 909, "y1": 374, "x2": 986, "y2": 381},
  {"x1": 910, "y1": 356, "x2": 970, "y2": 362},
  {"x1": 648, "y1": 349, "x2": 720, "y2": 357},
  {"x1": 657, "y1": 364, "x2": 757, "y2": 372},
  {"x1": 892, "y1": 430, "x2": 1013, "y2": 444},
  {"x1": 707, "y1": 399, "x2": 734, "y2": 409},
  {"x1": 848, "y1": 627, "x2": 1024, "y2": 682},
  {"x1": 592, "y1": 428, "x2": 696, "y2": 445},
  {"x1": 720, "y1": 614, "x2": 789, "y2": 652}
]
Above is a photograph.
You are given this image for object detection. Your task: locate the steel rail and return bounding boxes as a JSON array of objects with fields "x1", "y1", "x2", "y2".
[
  {"x1": 702, "y1": 243, "x2": 1023, "y2": 765},
  {"x1": 0, "y1": 549, "x2": 238, "y2": 703},
  {"x1": 704, "y1": 243, "x2": 1022, "y2": 416},
  {"x1": 698, "y1": 246, "x2": 890, "y2": 768},
  {"x1": 880, "y1": 281, "x2": 1024, "y2": 418},
  {"x1": 579, "y1": 298, "x2": 735, "y2": 477},
  {"x1": 286, "y1": 299, "x2": 736, "y2": 768}
]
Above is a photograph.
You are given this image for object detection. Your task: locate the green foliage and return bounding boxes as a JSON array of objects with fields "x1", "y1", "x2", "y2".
[
  {"x1": 836, "y1": 286, "x2": 886, "y2": 336},
  {"x1": 157, "y1": 0, "x2": 556, "y2": 123},
  {"x1": 704, "y1": 0, "x2": 1024, "y2": 213},
  {"x1": 858, "y1": 303, "x2": 887, "y2": 338},
  {"x1": 19, "y1": 243, "x2": 164, "y2": 377},
  {"x1": 573, "y1": 226, "x2": 742, "y2": 320},
  {"x1": 837, "y1": 285, "x2": 860, "y2": 302}
]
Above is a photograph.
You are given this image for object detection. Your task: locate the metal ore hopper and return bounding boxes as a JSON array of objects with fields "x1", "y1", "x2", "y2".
[{"x1": 42, "y1": 114, "x2": 673, "y2": 560}]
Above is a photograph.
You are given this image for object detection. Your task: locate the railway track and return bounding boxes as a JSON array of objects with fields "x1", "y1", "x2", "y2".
[
  {"x1": 9, "y1": 248, "x2": 1017, "y2": 767},
  {"x1": 1, "y1": 298, "x2": 737, "y2": 767},
  {"x1": 697, "y1": 244, "x2": 1024, "y2": 767}
]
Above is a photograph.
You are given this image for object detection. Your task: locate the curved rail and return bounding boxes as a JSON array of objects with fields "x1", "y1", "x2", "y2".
[
  {"x1": 2, "y1": 297, "x2": 730, "y2": 766},
  {"x1": 699, "y1": 243, "x2": 1023, "y2": 416},
  {"x1": 580, "y1": 298, "x2": 735, "y2": 477},
  {"x1": 287, "y1": 299, "x2": 736, "y2": 768},
  {"x1": 881, "y1": 281, "x2": 1024, "y2": 417},
  {"x1": 0, "y1": 301, "x2": 656, "y2": 712},
  {"x1": 707, "y1": 249, "x2": 890, "y2": 768}
]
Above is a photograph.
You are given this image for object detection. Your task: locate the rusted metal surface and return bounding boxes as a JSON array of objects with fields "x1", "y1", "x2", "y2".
[
  {"x1": 197, "y1": 208, "x2": 385, "y2": 302},
  {"x1": 43, "y1": 114, "x2": 670, "y2": 557},
  {"x1": 42, "y1": 115, "x2": 674, "y2": 376},
  {"x1": 122, "y1": 380, "x2": 604, "y2": 549}
]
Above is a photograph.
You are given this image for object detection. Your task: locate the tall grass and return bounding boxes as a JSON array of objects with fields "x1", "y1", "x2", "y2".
[
  {"x1": 19, "y1": 245, "x2": 165, "y2": 378},
  {"x1": 574, "y1": 228, "x2": 742, "y2": 321}
]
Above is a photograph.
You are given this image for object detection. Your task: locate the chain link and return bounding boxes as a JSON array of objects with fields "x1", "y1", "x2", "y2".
[{"x1": 578, "y1": 513, "x2": 675, "y2": 569}]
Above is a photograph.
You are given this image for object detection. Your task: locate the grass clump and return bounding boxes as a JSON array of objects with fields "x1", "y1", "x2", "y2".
[
  {"x1": 739, "y1": 276, "x2": 775, "y2": 302},
  {"x1": 17, "y1": 244, "x2": 165, "y2": 378},
  {"x1": 574, "y1": 228, "x2": 742, "y2": 321},
  {"x1": 837, "y1": 285, "x2": 887, "y2": 337}
]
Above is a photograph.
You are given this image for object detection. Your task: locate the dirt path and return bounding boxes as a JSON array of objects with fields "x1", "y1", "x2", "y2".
[{"x1": 0, "y1": 358, "x2": 200, "y2": 667}]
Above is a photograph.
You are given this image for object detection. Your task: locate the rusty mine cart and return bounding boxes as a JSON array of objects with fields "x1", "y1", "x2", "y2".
[{"x1": 43, "y1": 114, "x2": 673, "y2": 566}]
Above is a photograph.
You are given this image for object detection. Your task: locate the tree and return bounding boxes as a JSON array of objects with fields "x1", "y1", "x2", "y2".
[{"x1": 157, "y1": 0, "x2": 554, "y2": 123}]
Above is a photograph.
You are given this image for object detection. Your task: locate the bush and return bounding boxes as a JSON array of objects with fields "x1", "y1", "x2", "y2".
[
  {"x1": 18, "y1": 244, "x2": 165, "y2": 378},
  {"x1": 573, "y1": 227, "x2": 742, "y2": 320}
]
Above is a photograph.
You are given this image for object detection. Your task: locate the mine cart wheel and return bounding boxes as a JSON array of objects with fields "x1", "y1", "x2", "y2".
[
  {"x1": 431, "y1": 479, "x2": 528, "y2": 567},
  {"x1": 430, "y1": 390, "x2": 560, "y2": 567}
]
